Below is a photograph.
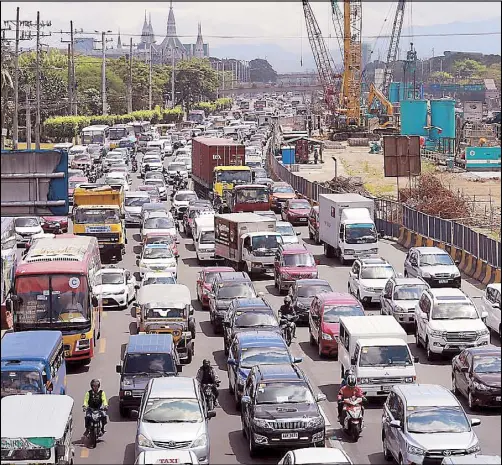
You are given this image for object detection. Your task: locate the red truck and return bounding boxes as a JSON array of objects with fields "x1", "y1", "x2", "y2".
[
  {"x1": 191, "y1": 137, "x2": 250, "y2": 200},
  {"x1": 225, "y1": 184, "x2": 271, "y2": 213}
]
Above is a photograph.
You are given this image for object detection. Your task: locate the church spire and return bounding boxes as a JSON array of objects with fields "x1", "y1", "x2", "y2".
[
  {"x1": 117, "y1": 29, "x2": 122, "y2": 49},
  {"x1": 194, "y1": 22, "x2": 204, "y2": 58},
  {"x1": 167, "y1": 1, "x2": 176, "y2": 36}
]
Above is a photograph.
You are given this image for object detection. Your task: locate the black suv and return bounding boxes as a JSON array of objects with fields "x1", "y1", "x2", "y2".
[
  {"x1": 208, "y1": 272, "x2": 257, "y2": 333},
  {"x1": 241, "y1": 363, "x2": 326, "y2": 456},
  {"x1": 288, "y1": 279, "x2": 333, "y2": 324}
]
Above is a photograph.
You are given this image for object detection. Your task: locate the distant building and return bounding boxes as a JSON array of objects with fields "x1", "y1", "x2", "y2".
[{"x1": 362, "y1": 42, "x2": 372, "y2": 70}]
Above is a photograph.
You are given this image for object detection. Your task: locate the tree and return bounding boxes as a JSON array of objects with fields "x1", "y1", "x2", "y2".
[
  {"x1": 249, "y1": 59, "x2": 277, "y2": 83},
  {"x1": 429, "y1": 71, "x2": 453, "y2": 82},
  {"x1": 452, "y1": 59, "x2": 487, "y2": 78}
]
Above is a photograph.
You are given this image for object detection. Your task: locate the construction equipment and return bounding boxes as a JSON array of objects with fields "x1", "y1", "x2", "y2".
[{"x1": 367, "y1": 83, "x2": 399, "y2": 134}]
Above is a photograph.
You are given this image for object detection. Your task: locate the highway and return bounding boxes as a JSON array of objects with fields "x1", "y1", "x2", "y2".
[{"x1": 67, "y1": 171, "x2": 501, "y2": 465}]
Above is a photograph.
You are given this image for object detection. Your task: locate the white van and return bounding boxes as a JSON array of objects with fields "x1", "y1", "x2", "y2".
[
  {"x1": 194, "y1": 215, "x2": 216, "y2": 262},
  {"x1": 338, "y1": 315, "x2": 418, "y2": 397}
]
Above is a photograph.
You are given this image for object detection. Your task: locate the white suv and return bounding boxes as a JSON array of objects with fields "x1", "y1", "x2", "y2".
[
  {"x1": 348, "y1": 257, "x2": 396, "y2": 305},
  {"x1": 481, "y1": 283, "x2": 501, "y2": 335},
  {"x1": 414, "y1": 288, "x2": 489, "y2": 361}
]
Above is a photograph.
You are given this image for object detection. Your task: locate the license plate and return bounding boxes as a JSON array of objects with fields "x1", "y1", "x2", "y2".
[
  {"x1": 382, "y1": 386, "x2": 391, "y2": 392},
  {"x1": 496, "y1": 396, "x2": 501, "y2": 402},
  {"x1": 299, "y1": 218, "x2": 307, "y2": 222},
  {"x1": 438, "y1": 279, "x2": 449, "y2": 284},
  {"x1": 281, "y1": 433, "x2": 298, "y2": 440},
  {"x1": 64, "y1": 350, "x2": 70, "y2": 357}
]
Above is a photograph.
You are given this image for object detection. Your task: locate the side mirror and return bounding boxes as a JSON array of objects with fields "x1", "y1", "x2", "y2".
[
  {"x1": 315, "y1": 393, "x2": 327, "y2": 402},
  {"x1": 383, "y1": 293, "x2": 391, "y2": 299},
  {"x1": 293, "y1": 357, "x2": 303, "y2": 363},
  {"x1": 390, "y1": 419, "x2": 401, "y2": 429},
  {"x1": 455, "y1": 260, "x2": 461, "y2": 265},
  {"x1": 241, "y1": 395, "x2": 251, "y2": 405},
  {"x1": 92, "y1": 296, "x2": 99, "y2": 307},
  {"x1": 419, "y1": 311, "x2": 428, "y2": 320},
  {"x1": 350, "y1": 357, "x2": 356, "y2": 366},
  {"x1": 189, "y1": 307, "x2": 194, "y2": 316},
  {"x1": 257, "y1": 291, "x2": 264, "y2": 297},
  {"x1": 115, "y1": 364, "x2": 122, "y2": 374},
  {"x1": 227, "y1": 358, "x2": 236, "y2": 366},
  {"x1": 413, "y1": 356, "x2": 419, "y2": 363},
  {"x1": 481, "y1": 311, "x2": 488, "y2": 319},
  {"x1": 134, "y1": 284, "x2": 140, "y2": 290},
  {"x1": 207, "y1": 410, "x2": 216, "y2": 419},
  {"x1": 471, "y1": 418, "x2": 481, "y2": 427},
  {"x1": 296, "y1": 231, "x2": 301, "y2": 235}
]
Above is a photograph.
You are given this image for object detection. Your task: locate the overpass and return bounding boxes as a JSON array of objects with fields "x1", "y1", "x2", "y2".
[{"x1": 218, "y1": 84, "x2": 323, "y2": 96}]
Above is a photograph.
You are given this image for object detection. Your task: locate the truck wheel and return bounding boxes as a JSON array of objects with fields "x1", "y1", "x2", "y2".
[
  {"x1": 324, "y1": 243, "x2": 334, "y2": 258},
  {"x1": 185, "y1": 348, "x2": 193, "y2": 364}
]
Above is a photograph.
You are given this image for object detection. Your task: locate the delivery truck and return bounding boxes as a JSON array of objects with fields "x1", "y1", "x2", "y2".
[
  {"x1": 214, "y1": 213, "x2": 282, "y2": 275},
  {"x1": 319, "y1": 193, "x2": 378, "y2": 264},
  {"x1": 191, "y1": 137, "x2": 250, "y2": 202}
]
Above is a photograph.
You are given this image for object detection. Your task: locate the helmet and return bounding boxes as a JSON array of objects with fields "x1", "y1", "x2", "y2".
[
  {"x1": 90, "y1": 379, "x2": 100, "y2": 389},
  {"x1": 202, "y1": 359, "x2": 211, "y2": 368},
  {"x1": 346, "y1": 374, "x2": 357, "y2": 388},
  {"x1": 284, "y1": 296, "x2": 292, "y2": 305},
  {"x1": 177, "y1": 170, "x2": 181, "y2": 175},
  {"x1": 345, "y1": 369, "x2": 354, "y2": 379}
]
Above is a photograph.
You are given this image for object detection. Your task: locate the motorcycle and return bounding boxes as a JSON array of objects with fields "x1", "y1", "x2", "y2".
[
  {"x1": 84, "y1": 407, "x2": 107, "y2": 449},
  {"x1": 280, "y1": 314, "x2": 298, "y2": 346},
  {"x1": 340, "y1": 395, "x2": 365, "y2": 441},
  {"x1": 202, "y1": 382, "x2": 220, "y2": 411},
  {"x1": 131, "y1": 158, "x2": 138, "y2": 172}
]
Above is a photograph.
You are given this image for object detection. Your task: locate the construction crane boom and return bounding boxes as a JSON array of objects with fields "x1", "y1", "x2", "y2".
[
  {"x1": 330, "y1": 0, "x2": 344, "y2": 60},
  {"x1": 382, "y1": 0, "x2": 406, "y2": 97}
]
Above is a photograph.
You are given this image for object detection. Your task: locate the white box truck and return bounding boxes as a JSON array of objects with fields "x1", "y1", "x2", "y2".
[
  {"x1": 338, "y1": 315, "x2": 418, "y2": 397},
  {"x1": 319, "y1": 193, "x2": 378, "y2": 264},
  {"x1": 214, "y1": 213, "x2": 282, "y2": 275},
  {"x1": 194, "y1": 215, "x2": 218, "y2": 262}
]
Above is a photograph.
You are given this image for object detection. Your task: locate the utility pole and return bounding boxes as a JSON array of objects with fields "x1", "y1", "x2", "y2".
[
  {"x1": 13, "y1": 7, "x2": 20, "y2": 149},
  {"x1": 94, "y1": 30, "x2": 112, "y2": 115},
  {"x1": 25, "y1": 87, "x2": 31, "y2": 150},
  {"x1": 148, "y1": 44, "x2": 153, "y2": 110},
  {"x1": 67, "y1": 44, "x2": 72, "y2": 114},
  {"x1": 61, "y1": 22, "x2": 82, "y2": 115}
]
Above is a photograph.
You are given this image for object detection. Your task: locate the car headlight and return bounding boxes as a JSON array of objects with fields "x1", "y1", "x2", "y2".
[
  {"x1": 429, "y1": 329, "x2": 446, "y2": 338},
  {"x1": 296, "y1": 302, "x2": 307, "y2": 309},
  {"x1": 322, "y1": 333, "x2": 332, "y2": 340},
  {"x1": 111, "y1": 289, "x2": 126, "y2": 295},
  {"x1": 344, "y1": 249, "x2": 355, "y2": 255},
  {"x1": 476, "y1": 328, "x2": 489, "y2": 336},
  {"x1": 281, "y1": 271, "x2": 292, "y2": 280},
  {"x1": 358, "y1": 378, "x2": 369, "y2": 384},
  {"x1": 369, "y1": 248, "x2": 378, "y2": 254},
  {"x1": 393, "y1": 306, "x2": 406, "y2": 313},
  {"x1": 405, "y1": 377, "x2": 415, "y2": 383},
  {"x1": 466, "y1": 443, "x2": 481, "y2": 454},
  {"x1": 472, "y1": 380, "x2": 490, "y2": 391},
  {"x1": 421, "y1": 272, "x2": 431, "y2": 278},
  {"x1": 407, "y1": 444, "x2": 426, "y2": 456},
  {"x1": 306, "y1": 416, "x2": 324, "y2": 428},
  {"x1": 122, "y1": 378, "x2": 132, "y2": 386},
  {"x1": 453, "y1": 271, "x2": 461, "y2": 278},
  {"x1": 137, "y1": 433, "x2": 154, "y2": 448},
  {"x1": 364, "y1": 287, "x2": 376, "y2": 293},
  {"x1": 253, "y1": 419, "x2": 273, "y2": 430},
  {"x1": 191, "y1": 433, "x2": 207, "y2": 448}
]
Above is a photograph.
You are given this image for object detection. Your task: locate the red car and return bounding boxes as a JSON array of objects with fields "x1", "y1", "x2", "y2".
[
  {"x1": 308, "y1": 292, "x2": 364, "y2": 358},
  {"x1": 281, "y1": 198, "x2": 311, "y2": 225},
  {"x1": 40, "y1": 216, "x2": 68, "y2": 234},
  {"x1": 196, "y1": 266, "x2": 234, "y2": 308},
  {"x1": 274, "y1": 244, "x2": 319, "y2": 294},
  {"x1": 308, "y1": 206, "x2": 321, "y2": 244}
]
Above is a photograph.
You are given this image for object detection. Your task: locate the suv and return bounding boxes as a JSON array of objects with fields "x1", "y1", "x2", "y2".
[
  {"x1": 135, "y1": 377, "x2": 215, "y2": 464},
  {"x1": 274, "y1": 244, "x2": 318, "y2": 294},
  {"x1": 382, "y1": 384, "x2": 481, "y2": 465},
  {"x1": 481, "y1": 283, "x2": 501, "y2": 335},
  {"x1": 208, "y1": 272, "x2": 257, "y2": 333},
  {"x1": 241, "y1": 364, "x2": 327, "y2": 456},
  {"x1": 404, "y1": 247, "x2": 461, "y2": 288},
  {"x1": 348, "y1": 257, "x2": 396, "y2": 305},
  {"x1": 116, "y1": 334, "x2": 182, "y2": 417},
  {"x1": 414, "y1": 288, "x2": 490, "y2": 361}
]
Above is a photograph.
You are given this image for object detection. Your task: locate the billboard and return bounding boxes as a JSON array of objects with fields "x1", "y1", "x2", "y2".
[{"x1": 383, "y1": 136, "x2": 421, "y2": 178}]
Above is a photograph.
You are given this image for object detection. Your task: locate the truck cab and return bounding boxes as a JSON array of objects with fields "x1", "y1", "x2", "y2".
[
  {"x1": 226, "y1": 184, "x2": 271, "y2": 213},
  {"x1": 213, "y1": 166, "x2": 253, "y2": 206}
]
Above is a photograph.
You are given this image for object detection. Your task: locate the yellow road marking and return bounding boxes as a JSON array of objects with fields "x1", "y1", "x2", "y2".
[
  {"x1": 80, "y1": 448, "x2": 89, "y2": 458},
  {"x1": 99, "y1": 338, "x2": 106, "y2": 354}
]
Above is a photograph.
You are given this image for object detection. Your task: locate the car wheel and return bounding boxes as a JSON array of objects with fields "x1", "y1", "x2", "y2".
[
  {"x1": 415, "y1": 326, "x2": 421, "y2": 348},
  {"x1": 426, "y1": 339, "x2": 435, "y2": 361},
  {"x1": 274, "y1": 274, "x2": 278, "y2": 289},
  {"x1": 404, "y1": 270, "x2": 408, "y2": 277},
  {"x1": 382, "y1": 434, "x2": 393, "y2": 462},
  {"x1": 197, "y1": 287, "x2": 201, "y2": 302},
  {"x1": 399, "y1": 454, "x2": 405, "y2": 465},
  {"x1": 185, "y1": 348, "x2": 193, "y2": 364},
  {"x1": 228, "y1": 376, "x2": 234, "y2": 395},
  {"x1": 248, "y1": 430, "x2": 258, "y2": 458},
  {"x1": 468, "y1": 390, "x2": 477, "y2": 410}
]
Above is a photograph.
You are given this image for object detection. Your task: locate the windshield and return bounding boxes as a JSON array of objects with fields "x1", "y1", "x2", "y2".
[
  {"x1": 143, "y1": 247, "x2": 173, "y2": 259},
  {"x1": 251, "y1": 235, "x2": 281, "y2": 250},
  {"x1": 15, "y1": 218, "x2": 39, "y2": 227},
  {"x1": 359, "y1": 345, "x2": 412, "y2": 367},
  {"x1": 216, "y1": 170, "x2": 252, "y2": 184},
  {"x1": 68, "y1": 180, "x2": 84, "y2": 189},
  {"x1": 394, "y1": 284, "x2": 428, "y2": 300},
  {"x1": 143, "y1": 276, "x2": 176, "y2": 285},
  {"x1": 360, "y1": 266, "x2": 395, "y2": 280},
  {"x1": 345, "y1": 223, "x2": 378, "y2": 244},
  {"x1": 126, "y1": 197, "x2": 150, "y2": 207},
  {"x1": 420, "y1": 253, "x2": 454, "y2": 266},
  {"x1": 323, "y1": 305, "x2": 364, "y2": 323},
  {"x1": 240, "y1": 348, "x2": 291, "y2": 368},
  {"x1": 432, "y1": 303, "x2": 479, "y2": 320},
  {"x1": 145, "y1": 307, "x2": 184, "y2": 319},
  {"x1": 175, "y1": 193, "x2": 198, "y2": 202},
  {"x1": 289, "y1": 201, "x2": 310, "y2": 210},
  {"x1": 123, "y1": 353, "x2": 174, "y2": 374},
  {"x1": 200, "y1": 231, "x2": 215, "y2": 244},
  {"x1": 82, "y1": 132, "x2": 104, "y2": 144},
  {"x1": 1, "y1": 370, "x2": 43, "y2": 396},
  {"x1": 234, "y1": 311, "x2": 277, "y2": 328},
  {"x1": 473, "y1": 354, "x2": 501, "y2": 373},
  {"x1": 142, "y1": 398, "x2": 202, "y2": 424},
  {"x1": 144, "y1": 218, "x2": 174, "y2": 230},
  {"x1": 109, "y1": 128, "x2": 128, "y2": 140},
  {"x1": 74, "y1": 208, "x2": 120, "y2": 224},
  {"x1": 102, "y1": 273, "x2": 125, "y2": 285},
  {"x1": 145, "y1": 180, "x2": 165, "y2": 188},
  {"x1": 15, "y1": 274, "x2": 90, "y2": 326},
  {"x1": 297, "y1": 284, "x2": 332, "y2": 298},
  {"x1": 105, "y1": 177, "x2": 125, "y2": 185},
  {"x1": 273, "y1": 186, "x2": 295, "y2": 194},
  {"x1": 218, "y1": 283, "x2": 256, "y2": 299},
  {"x1": 236, "y1": 188, "x2": 269, "y2": 203},
  {"x1": 406, "y1": 407, "x2": 470, "y2": 434},
  {"x1": 168, "y1": 163, "x2": 185, "y2": 172},
  {"x1": 256, "y1": 382, "x2": 315, "y2": 405},
  {"x1": 276, "y1": 224, "x2": 295, "y2": 237},
  {"x1": 283, "y1": 253, "x2": 315, "y2": 267}
]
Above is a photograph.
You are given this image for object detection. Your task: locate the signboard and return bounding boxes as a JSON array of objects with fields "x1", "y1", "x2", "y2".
[
  {"x1": 383, "y1": 136, "x2": 421, "y2": 178},
  {"x1": 463, "y1": 101, "x2": 483, "y2": 122},
  {"x1": 1, "y1": 149, "x2": 69, "y2": 216},
  {"x1": 295, "y1": 139, "x2": 309, "y2": 164}
]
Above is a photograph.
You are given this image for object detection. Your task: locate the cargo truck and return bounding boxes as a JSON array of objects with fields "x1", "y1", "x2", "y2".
[
  {"x1": 72, "y1": 184, "x2": 126, "y2": 259},
  {"x1": 214, "y1": 213, "x2": 282, "y2": 275},
  {"x1": 191, "y1": 137, "x2": 251, "y2": 203},
  {"x1": 319, "y1": 193, "x2": 378, "y2": 264},
  {"x1": 224, "y1": 184, "x2": 271, "y2": 213}
]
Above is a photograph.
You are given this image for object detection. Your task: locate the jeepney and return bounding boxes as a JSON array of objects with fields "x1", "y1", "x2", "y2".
[{"x1": 132, "y1": 284, "x2": 195, "y2": 364}]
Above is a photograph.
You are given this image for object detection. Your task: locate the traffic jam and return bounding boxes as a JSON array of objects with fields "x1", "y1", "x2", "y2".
[{"x1": 1, "y1": 97, "x2": 501, "y2": 465}]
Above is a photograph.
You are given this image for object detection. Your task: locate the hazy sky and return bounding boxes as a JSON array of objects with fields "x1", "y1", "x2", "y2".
[{"x1": 1, "y1": 1, "x2": 500, "y2": 59}]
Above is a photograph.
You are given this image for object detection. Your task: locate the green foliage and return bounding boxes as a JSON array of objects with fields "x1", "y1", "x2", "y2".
[
  {"x1": 249, "y1": 58, "x2": 277, "y2": 83},
  {"x1": 452, "y1": 59, "x2": 487, "y2": 78},
  {"x1": 430, "y1": 71, "x2": 453, "y2": 81},
  {"x1": 192, "y1": 97, "x2": 232, "y2": 116}
]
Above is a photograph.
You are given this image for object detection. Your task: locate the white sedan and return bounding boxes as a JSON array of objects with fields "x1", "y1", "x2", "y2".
[
  {"x1": 138, "y1": 244, "x2": 177, "y2": 278},
  {"x1": 94, "y1": 266, "x2": 137, "y2": 309},
  {"x1": 141, "y1": 213, "x2": 176, "y2": 239},
  {"x1": 276, "y1": 221, "x2": 301, "y2": 244},
  {"x1": 141, "y1": 271, "x2": 177, "y2": 287}
]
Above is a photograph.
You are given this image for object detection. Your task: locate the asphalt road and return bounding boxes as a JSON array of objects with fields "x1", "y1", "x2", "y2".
[{"x1": 67, "y1": 163, "x2": 501, "y2": 465}]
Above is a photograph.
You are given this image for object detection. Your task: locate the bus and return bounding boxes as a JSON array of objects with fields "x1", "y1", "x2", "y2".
[
  {"x1": 131, "y1": 121, "x2": 151, "y2": 136},
  {"x1": 80, "y1": 125, "x2": 109, "y2": 146},
  {"x1": 1, "y1": 330, "x2": 67, "y2": 397},
  {"x1": 109, "y1": 124, "x2": 136, "y2": 149},
  {"x1": 187, "y1": 110, "x2": 205, "y2": 125},
  {"x1": 10, "y1": 235, "x2": 102, "y2": 364}
]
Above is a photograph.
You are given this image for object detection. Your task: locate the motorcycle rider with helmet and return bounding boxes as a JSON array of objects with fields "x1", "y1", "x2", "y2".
[
  {"x1": 278, "y1": 296, "x2": 297, "y2": 339},
  {"x1": 83, "y1": 379, "x2": 108, "y2": 436},
  {"x1": 173, "y1": 170, "x2": 183, "y2": 187},
  {"x1": 337, "y1": 372, "x2": 364, "y2": 423},
  {"x1": 196, "y1": 359, "x2": 220, "y2": 408}
]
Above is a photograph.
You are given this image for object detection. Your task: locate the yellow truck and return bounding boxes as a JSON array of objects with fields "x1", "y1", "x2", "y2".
[{"x1": 72, "y1": 184, "x2": 126, "y2": 259}]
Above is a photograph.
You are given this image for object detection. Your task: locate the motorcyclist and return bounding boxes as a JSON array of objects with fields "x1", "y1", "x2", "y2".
[
  {"x1": 83, "y1": 379, "x2": 108, "y2": 436},
  {"x1": 337, "y1": 372, "x2": 364, "y2": 423},
  {"x1": 196, "y1": 359, "x2": 220, "y2": 408},
  {"x1": 278, "y1": 296, "x2": 297, "y2": 339},
  {"x1": 174, "y1": 170, "x2": 183, "y2": 187}
]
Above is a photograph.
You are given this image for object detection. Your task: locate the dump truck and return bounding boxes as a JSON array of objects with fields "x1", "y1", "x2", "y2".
[{"x1": 72, "y1": 184, "x2": 126, "y2": 259}]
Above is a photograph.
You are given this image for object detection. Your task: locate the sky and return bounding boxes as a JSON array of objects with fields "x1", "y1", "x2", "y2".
[{"x1": 1, "y1": 1, "x2": 501, "y2": 71}]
